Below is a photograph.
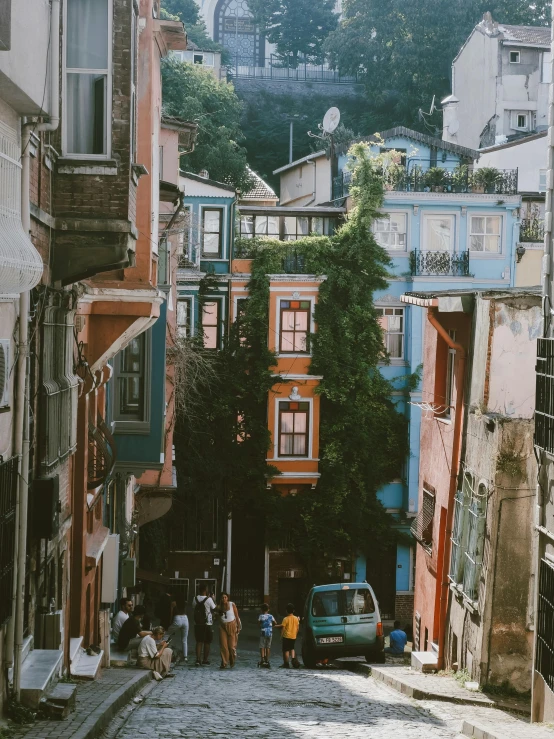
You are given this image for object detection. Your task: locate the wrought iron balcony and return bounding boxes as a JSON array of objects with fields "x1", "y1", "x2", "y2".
[
  {"x1": 410, "y1": 249, "x2": 471, "y2": 277},
  {"x1": 88, "y1": 414, "x2": 117, "y2": 490},
  {"x1": 333, "y1": 168, "x2": 519, "y2": 199},
  {"x1": 520, "y1": 217, "x2": 545, "y2": 243},
  {"x1": 535, "y1": 337, "x2": 554, "y2": 454}
]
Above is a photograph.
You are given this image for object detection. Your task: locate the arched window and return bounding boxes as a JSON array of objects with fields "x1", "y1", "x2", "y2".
[{"x1": 215, "y1": 0, "x2": 262, "y2": 66}]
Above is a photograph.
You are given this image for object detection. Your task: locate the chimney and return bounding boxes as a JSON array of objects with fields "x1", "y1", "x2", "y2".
[
  {"x1": 441, "y1": 95, "x2": 460, "y2": 144},
  {"x1": 482, "y1": 12, "x2": 499, "y2": 37}
]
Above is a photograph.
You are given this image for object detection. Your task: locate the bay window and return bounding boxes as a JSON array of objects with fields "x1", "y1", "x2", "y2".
[
  {"x1": 114, "y1": 332, "x2": 151, "y2": 431},
  {"x1": 469, "y1": 215, "x2": 501, "y2": 253},
  {"x1": 65, "y1": 0, "x2": 111, "y2": 157},
  {"x1": 278, "y1": 401, "x2": 309, "y2": 457}
]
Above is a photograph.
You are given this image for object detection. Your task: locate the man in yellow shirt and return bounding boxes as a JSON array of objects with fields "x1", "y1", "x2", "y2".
[{"x1": 275, "y1": 603, "x2": 300, "y2": 669}]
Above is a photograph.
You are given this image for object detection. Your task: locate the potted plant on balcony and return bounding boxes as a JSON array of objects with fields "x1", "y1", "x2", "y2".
[
  {"x1": 471, "y1": 167, "x2": 500, "y2": 194},
  {"x1": 452, "y1": 164, "x2": 469, "y2": 193},
  {"x1": 424, "y1": 167, "x2": 447, "y2": 192}
]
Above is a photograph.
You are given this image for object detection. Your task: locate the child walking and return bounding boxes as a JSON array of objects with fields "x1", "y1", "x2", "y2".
[
  {"x1": 258, "y1": 603, "x2": 276, "y2": 668},
  {"x1": 275, "y1": 603, "x2": 300, "y2": 668}
]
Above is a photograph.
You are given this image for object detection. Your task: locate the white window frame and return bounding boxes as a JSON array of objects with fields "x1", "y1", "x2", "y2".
[
  {"x1": 376, "y1": 306, "x2": 405, "y2": 361},
  {"x1": 542, "y1": 52, "x2": 552, "y2": 83},
  {"x1": 275, "y1": 297, "x2": 315, "y2": 358},
  {"x1": 444, "y1": 330, "x2": 456, "y2": 421},
  {"x1": 201, "y1": 297, "x2": 225, "y2": 349},
  {"x1": 421, "y1": 213, "x2": 457, "y2": 252},
  {"x1": 62, "y1": 0, "x2": 113, "y2": 160},
  {"x1": 467, "y1": 210, "x2": 507, "y2": 259},
  {"x1": 178, "y1": 204, "x2": 192, "y2": 263},
  {"x1": 509, "y1": 50, "x2": 521, "y2": 64},
  {"x1": 540, "y1": 169, "x2": 548, "y2": 194},
  {"x1": 468, "y1": 213, "x2": 503, "y2": 255},
  {"x1": 273, "y1": 396, "x2": 314, "y2": 461},
  {"x1": 511, "y1": 111, "x2": 529, "y2": 131},
  {"x1": 373, "y1": 211, "x2": 408, "y2": 251},
  {"x1": 176, "y1": 298, "x2": 192, "y2": 339}
]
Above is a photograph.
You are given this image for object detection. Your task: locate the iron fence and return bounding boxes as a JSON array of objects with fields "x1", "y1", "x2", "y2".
[
  {"x1": 520, "y1": 217, "x2": 545, "y2": 243},
  {"x1": 536, "y1": 558, "x2": 554, "y2": 691},
  {"x1": 232, "y1": 587, "x2": 264, "y2": 609},
  {"x1": 333, "y1": 168, "x2": 518, "y2": 198},
  {"x1": 536, "y1": 338, "x2": 554, "y2": 454},
  {"x1": 228, "y1": 57, "x2": 360, "y2": 84},
  {"x1": 0, "y1": 456, "x2": 18, "y2": 628},
  {"x1": 410, "y1": 249, "x2": 471, "y2": 277}
]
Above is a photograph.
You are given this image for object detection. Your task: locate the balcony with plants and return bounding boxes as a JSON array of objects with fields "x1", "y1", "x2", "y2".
[{"x1": 333, "y1": 164, "x2": 518, "y2": 199}]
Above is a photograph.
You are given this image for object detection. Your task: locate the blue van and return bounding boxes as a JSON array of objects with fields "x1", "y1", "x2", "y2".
[{"x1": 301, "y1": 583, "x2": 385, "y2": 667}]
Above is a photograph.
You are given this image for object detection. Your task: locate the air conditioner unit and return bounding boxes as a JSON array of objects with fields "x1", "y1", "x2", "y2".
[{"x1": 0, "y1": 340, "x2": 9, "y2": 408}]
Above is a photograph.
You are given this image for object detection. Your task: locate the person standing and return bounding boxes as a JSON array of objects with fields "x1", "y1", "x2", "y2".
[
  {"x1": 137, "y1": 626, "x2": 174, "y2": 679},
  {"x1": 112, "y1": 598, "x2": 133, "y2": 642},
  {"x1": 192, "y1": 585, "x2": 216, "y2": 667},
  {"x1": 258, "y1": 603, "x2": 276, "y2": 669},
  {"x1": 217, "y1": 593, "x2": 241, "y2": 669},
  {"x1": 275, "y1": 603, "x2": 300, "y2": 668},
  {"x1": 166, "y1": 597, "x2": 189, "y2": 663}
]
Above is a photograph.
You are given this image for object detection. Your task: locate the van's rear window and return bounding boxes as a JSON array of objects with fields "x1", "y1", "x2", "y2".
[{"x1": 311, "y1": 589, "x2": 375, "y2": 617}]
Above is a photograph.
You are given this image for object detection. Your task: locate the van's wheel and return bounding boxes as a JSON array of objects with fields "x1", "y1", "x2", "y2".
[{"x1": 302, "y1": 642, "x2": 317, "y2": 669}]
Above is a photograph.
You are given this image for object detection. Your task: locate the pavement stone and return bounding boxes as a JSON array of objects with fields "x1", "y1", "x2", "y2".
[{"x1": 13, "y1": 669, "x2": 150, "y2": 739}]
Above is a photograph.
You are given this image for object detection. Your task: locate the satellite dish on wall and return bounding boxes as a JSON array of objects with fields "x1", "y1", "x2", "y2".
[
  {"x1": 323, "y1": 107, "x2": 341, "y2": 134},
  {"x1": 448, "y1": 120, "x2": 460, "y2": 135}
]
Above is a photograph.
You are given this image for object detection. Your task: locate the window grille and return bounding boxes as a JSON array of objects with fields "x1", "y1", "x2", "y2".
[
  {"x1": 0, "y1": 456, "x2": 17, "y2": 628},
  {"x1": 40, "y1": 300, "x2": 78, "y2": 471},
  {"x1": 0, "y1": 123, "x2": 42, "y2": 293},
  {"x1": 536, "y1": 337, "x2": 554, "y2": 453},
  {"x1": 411, "y1": 485, "x2": 435, "y2": 552},
  {"x1": 462, "y1": 484, "x2": 487, "y2": 601},
  {"x1": 449, "y1": 473, "x2": 472, "y2": 582},
  {"x1": 537, "y1": 558, "x2": 554, "y2": 691}
]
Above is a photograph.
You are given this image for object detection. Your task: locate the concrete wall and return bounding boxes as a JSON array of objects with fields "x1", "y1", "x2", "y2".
[
  {"x1": 279, "y1": 155, "x2": 331, "y2": 207},
  {"x1": 477, "y1": 135, "x2": 547, "y2": 193},
  {"x1": 0, "y1": 0, "x2": 52, "y2": 114}
]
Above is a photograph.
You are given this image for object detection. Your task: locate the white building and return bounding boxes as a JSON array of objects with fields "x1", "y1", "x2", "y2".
[{"x1": 442, "y1": 13, "x2": 551, "y2": 151}]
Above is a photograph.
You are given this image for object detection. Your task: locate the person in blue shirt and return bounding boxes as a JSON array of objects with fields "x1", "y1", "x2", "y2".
[
  {"x1": 386, "y1": 621, "x2": 408, "y2": 655},
  {"x1": 258, "y1": 603, "x2": 277, "y2": 668}
]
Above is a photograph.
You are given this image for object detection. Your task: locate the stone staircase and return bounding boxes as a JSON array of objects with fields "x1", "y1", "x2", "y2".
[
  {"x1": 19, "y1": 636, "x2": 64, "y2": 709},
  {"x1": 69, "y1": 636, "x2": 104, "y2": 680}
]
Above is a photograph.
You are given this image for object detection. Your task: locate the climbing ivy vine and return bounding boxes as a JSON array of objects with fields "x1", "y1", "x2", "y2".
[{"x1": 158, "y1": 143, "x2": 410, "y2": 581}]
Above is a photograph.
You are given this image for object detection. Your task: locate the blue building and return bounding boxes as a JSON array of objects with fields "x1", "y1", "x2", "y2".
[{"x1": 277, "y1": 127, "x2": 522, "y2": 619}]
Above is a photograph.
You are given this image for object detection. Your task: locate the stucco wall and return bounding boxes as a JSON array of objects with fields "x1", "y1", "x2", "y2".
[
  {"x1": 477, "y1": 135, "x2": 547, "y2": 193},
  {"x1": 279, "y1": 156, "x2": 331, "y2": 207}
]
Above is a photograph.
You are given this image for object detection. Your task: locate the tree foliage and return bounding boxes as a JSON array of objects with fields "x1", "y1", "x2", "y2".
[
  {"x1": 168, "y1": 144, "x2": 409, "y2": 580},
  {"x1": 325, "y1": 0, "x2": 551, "y2": 131},
  {"x1": 161, "y1": 58, "x2": 252, "y2": 190},
  {"x1": 248, "y1": 0, "x2": 338, "y2": 63},
  {"x1": 161, "y1": 0, "x2": 225, "y2": 54}
]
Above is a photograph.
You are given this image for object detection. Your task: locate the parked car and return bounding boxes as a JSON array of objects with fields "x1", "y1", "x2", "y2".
[{"x1": 301, "y1": 583, "x2": 385, "y2": 667}]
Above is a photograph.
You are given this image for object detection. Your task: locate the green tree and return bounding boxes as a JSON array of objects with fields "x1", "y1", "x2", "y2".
[
  {"x1": 248, "y1": 0, "x2": 338, "y2": 64},
  {"x1": 325, "y1": 0, "x2": 551, "y2": 131},
  {"x1": 161, "y1": 0, "x2": 225, "y2": 53},
  {"x1": 162, "y1": 58, "x2": 252, "y2": 190}
]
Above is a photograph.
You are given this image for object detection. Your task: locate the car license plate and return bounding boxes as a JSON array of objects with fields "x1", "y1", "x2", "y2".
[{"x1": 318, "y1": 636, "x2": 343, "y2": 644}]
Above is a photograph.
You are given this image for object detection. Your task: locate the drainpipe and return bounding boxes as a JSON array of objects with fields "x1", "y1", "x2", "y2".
[
  {"x1": 13, "y1": 0, "x2": 60, "y2": 701},
  {"x1": 426, "y1": 308, "x2": 466, "y2": 671}
]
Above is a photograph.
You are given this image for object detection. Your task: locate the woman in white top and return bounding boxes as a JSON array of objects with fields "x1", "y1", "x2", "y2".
[
  {"x1": 166, "y1": 598, "x2": 189, "y2": 663},
  {"x1": 137, "y1": 626, "x2": 173, "y2": 679},
  {"x1": 217, "y1": 592, "x2": 241, "y2": 669}
]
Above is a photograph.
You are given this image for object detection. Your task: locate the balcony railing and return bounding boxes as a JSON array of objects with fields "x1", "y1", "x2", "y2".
[
  {"x1": 234, "y1": 240, "x2": 314, "y2": 274},
  {"x1": 88, "y1": 414, "x2": 117, "y2": 490},
  {"x1": 333, "y1": 168, "x2": 519, "y2": 199},
  {"x1": 410, "y1": 249, "x2": 471, "y2": 277},
  {"x1": 536, "y1": 337, "x2": 554, "y2": 454},
  {"x1": 520, "y1": 217, "x2": 545, "y2": 243},
  {"x1": 228, "y1": 56, "x2": 360, "y2": 84}
]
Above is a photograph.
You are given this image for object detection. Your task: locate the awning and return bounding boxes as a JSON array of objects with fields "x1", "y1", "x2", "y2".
[{"x1": 0, "y1": 133, "x2": 43, "y2": 294}]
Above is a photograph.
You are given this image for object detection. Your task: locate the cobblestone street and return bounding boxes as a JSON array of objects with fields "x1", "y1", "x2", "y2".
[{"x1": 115, "y1": 657, "x2": 465, "y2": 739}]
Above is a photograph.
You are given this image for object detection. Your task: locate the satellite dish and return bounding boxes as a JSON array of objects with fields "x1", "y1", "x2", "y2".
[
  {"x1": 448, "y1": 120, "x2": 460, "y2": 135},
  {"x1": 322, "y1": 107, "x2": 341, "y2": 134}
]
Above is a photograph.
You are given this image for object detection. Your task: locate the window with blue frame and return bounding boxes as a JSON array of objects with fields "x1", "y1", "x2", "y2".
[{"x1": 113, "y1": 331, "x2": 151, "y2": 431}]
